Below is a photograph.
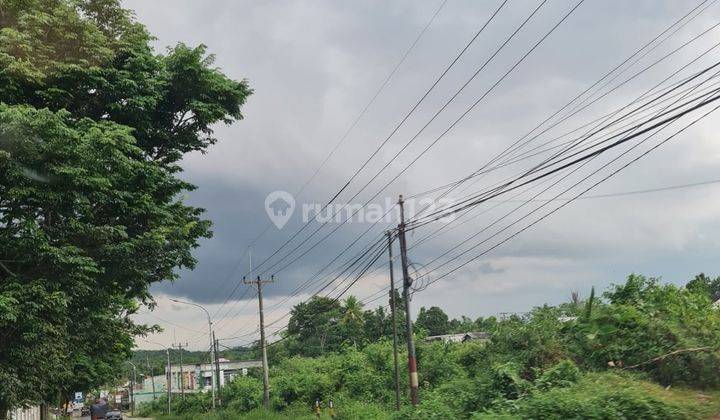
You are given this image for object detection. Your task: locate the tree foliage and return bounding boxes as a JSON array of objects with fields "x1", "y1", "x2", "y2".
[
  {"x1": 415, "y1": 306, "x2": 450, "y2": 336},
  {"x1": 0, "y1": 0, "x2": 250, "y2": 412},
  {"x1": 286, "y1": 296, "x2": 344, "y2": 357},
  {"x1": 573, "y1": 274, "x2": 720, "y2": 386},
  {"x1": 685, "y1": 272, "x2": 720, "y2": 302}
]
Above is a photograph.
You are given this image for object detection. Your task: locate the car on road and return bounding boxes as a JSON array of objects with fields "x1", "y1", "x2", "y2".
[{"x1": 105, "y1": 410, "x2": 123, "y2": 420}]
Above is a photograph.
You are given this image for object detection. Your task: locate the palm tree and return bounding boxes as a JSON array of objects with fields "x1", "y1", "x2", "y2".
[{"x1": 341, "y1": 296, "x2": 364, "y2": 346}]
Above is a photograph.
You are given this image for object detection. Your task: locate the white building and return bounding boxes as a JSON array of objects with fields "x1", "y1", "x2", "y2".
[
  {"x1": 167, "y1": 360, "x2": 262, "y2": 391},
  {"x1": 134, "y1": 359, "x2": 262, "y2": 404}
]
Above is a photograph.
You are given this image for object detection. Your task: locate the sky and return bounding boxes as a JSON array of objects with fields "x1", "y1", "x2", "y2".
[{"x1": 122, "y1": 0, "x2": 720, "y2": 350}]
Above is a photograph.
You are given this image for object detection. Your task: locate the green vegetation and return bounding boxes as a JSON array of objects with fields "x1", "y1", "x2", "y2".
[
  {"x1": 0, "y1": 0, "x2": 250, "y2": 414},
  {"x1": 137, "y1": 274, "x2": 720, "y2": 419}
]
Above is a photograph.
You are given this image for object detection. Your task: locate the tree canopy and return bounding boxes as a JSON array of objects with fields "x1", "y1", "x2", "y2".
[
  {"x1": 0, "y1": 0, "x2": 251, "y2": 413},
  {"x1": 416, "y1": 306, "x2": 450, "y2": 336}
]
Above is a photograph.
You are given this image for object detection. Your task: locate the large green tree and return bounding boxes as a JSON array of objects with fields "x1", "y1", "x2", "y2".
[
  {"x1": 0, "y1": 0, "x2": 251, "y2": 413},
  {"x1": 416, "y1": 306, "x2": 450, "y2": 336},
  {"x1": 286, "y1": 296, "x2": 344, "y2": 357}
]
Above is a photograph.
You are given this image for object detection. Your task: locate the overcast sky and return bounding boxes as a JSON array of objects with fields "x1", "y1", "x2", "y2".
[{"x1": 122, "y1": 0, "x2": 720, "y2": 350}]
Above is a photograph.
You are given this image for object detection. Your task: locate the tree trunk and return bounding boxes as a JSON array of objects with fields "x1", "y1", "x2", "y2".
[{"x1": 0, "y1": 401, "x2": 9, "y2": 420}]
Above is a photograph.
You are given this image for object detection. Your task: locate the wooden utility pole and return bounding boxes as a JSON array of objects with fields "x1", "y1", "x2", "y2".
[
  {"x1": 397, "y1": 195, "x2": 419, "y2": 405},
  {"x1": 244, "y1": 275, "x2": 275, "y2": 407},
  {"x1": 387, "y1": 230, "x2": 401, "y2": 411},
  {"x1": 213, "y1": 331, "x2": 222, "y2": 406},
  {"x1": 172, "y1": 342, "x2": 188, "y2": 399}
]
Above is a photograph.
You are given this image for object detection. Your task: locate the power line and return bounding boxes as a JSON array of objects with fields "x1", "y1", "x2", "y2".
[
  {"x1": 333, "y1": 0, "x2": 585, "y2": 237},
  {"x1": 424, "y1": 101, "x2": 720, "y2": 289},
  {"x1": 247, "y1": 0, "x2": 512, "y2": 280},
  {"x1": 408, "y1": 0, "x2": 717, "y2": 226},
  {"x1": 222, "y1": 0, "x2": 717, "y2": 354},
  {"x1": 217, "y1": 234, "x2": 390, "y2": 339},
  {"x1": 568, "y1": 178, "x2": 720, "y2": 200},
  {"x1": 411, "y1": 67, "x2": 720, "y2": 226},
  {"x1": 140, "y1": 312, "x2": 207, "y2": 334},
  {"x1": 252, "y1": 243, "x2": 390, "y2": 349},
  {"x1": 207, "y1": 0, "x2": 449, "y2": 315},
  {"x1": 213, "y1": 1, "x2": 709, "y2": 344},
  {"x1": 504, "y1": 20, "x2": 720, "y2": 192},
  {"x1": 450, "y1": 177, "x2": 720, "y2": 204},
  {"x1": 213, "y1": 221, "x2": 391, "y2": 336},
  {"x1": 405, "y1": 44, "x2": 720, "y2": 257},
  {"x1": 384, "y1": 60, "x2": 720, "y2": 314},
  {"x1": 254, "y1": 0, "x2": 578, "y2": 283},
  {"x1": 406, "y1": 43, "x2": 720, "y2": 204},
  {"x1": 410, "y1": 79, "x2": 720, "y2": 290},
  {"x1": 216, "y1": 0, "x2": 586, "y2": 340},
  {"x1": 400, "y1": 62, "x2": 718, "y2": 292}
]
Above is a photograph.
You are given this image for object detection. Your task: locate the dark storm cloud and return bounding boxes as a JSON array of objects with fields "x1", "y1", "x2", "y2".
[{"x1": 152, "y1": 175, "x2": 402, "y2": 303}]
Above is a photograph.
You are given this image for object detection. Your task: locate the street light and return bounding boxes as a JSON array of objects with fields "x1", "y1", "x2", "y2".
[
  {"x1": 125, "y1": 361, "x2": 137, "y2": 416},
  {"x1": 142, "y1": 338, "x2": 172, "y2": 415},
  {"x1": 169, "y1": 298, "x2": 217, "y2": 409}
]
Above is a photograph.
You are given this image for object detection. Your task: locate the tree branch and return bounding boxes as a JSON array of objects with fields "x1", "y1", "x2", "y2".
[
  {"x1": 623, "y1": 347, "x2": 714, "y2": 369},
  {"x1": 0, "y1": 260, "x2": 17, "y2": 277}
]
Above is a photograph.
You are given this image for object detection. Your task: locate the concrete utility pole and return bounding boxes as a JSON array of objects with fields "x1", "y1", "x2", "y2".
[
  {"x1": 387, "y1": 230, "x2": 401, "y2": 411},
  {"x1": 166, "y1": 348, "x2": 171, "y2": 415},
  {"x1": 172, "y1": 342, "x2": 188, "y2": 399},
  {"x1": 244, "y1": 275, "x2": 275, "y2": 408},
  {"x1": 170, "y1": 298, "x2": 217, "y2": 409},
  {"x1": 126, "y1": 361, "x2": 137, "y2": 416},
  {"x1": 146, "y1": 355, "x2": 156, "y2": 400},
  {"x1": 397, "y1": 195, "x2": 419, "y2": 405},
  {"x1": 213, "y1": 331, "x2": 222, "y2": 406}
]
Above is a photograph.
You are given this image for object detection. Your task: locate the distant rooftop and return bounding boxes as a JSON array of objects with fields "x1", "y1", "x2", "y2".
[{"x1": 425, "y1": 331, "x2": 490, "y2": 343}]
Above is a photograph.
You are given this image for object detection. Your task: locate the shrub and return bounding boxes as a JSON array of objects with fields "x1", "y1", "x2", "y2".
[
  {"x1": 336, "y1": 348, "x2": 390, "y2": 403},
  {"x1": 534, "y1": 360, "x2": 581, "y2": 390},
  {"x1": 331, "y1": 395, "x2": 392, "y2": 420},
  {"x1": 394, "y1": 392, "x2": 457, "y2": 420},
  {"x1": 173, "y1": 392, "x2": 212, "y2": 414},
  {"x1": 569, "y1": 275, "x2": 720, "y2": 387},
  {"x1": 222, "y1": 375, "x2": 263, "y2": 412},
  {"x1": 475, "y1": 373, "x2": 691, "y2": 419},
  {"x1": 271, "y1": 356, "x2": 337, "y2": 409},
  {"x1": 433, "y1": 376, "x2": 493, "y2": 415},
  {"x1": 137, "y1": 395, "x2": 167, "y2": 417},
  {"x1": 486, "y1": 307, "x2": 570, "y2": 372},
  {"x1": 416, "y1": 341, "x2": 465, "y2": 387},
  {"x1": 489, "y1": 362, "x2": 532, "y2": 400}
]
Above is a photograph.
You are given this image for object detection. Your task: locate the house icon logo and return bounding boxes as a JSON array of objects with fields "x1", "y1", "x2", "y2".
[{"x1": 265, "y1": 191, "x2": 295, "y2": 229}]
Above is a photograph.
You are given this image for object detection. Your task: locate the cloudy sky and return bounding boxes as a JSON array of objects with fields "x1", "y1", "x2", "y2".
[{"x1": 123, "y1": 0, "x2": 720, "y2": 350}]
